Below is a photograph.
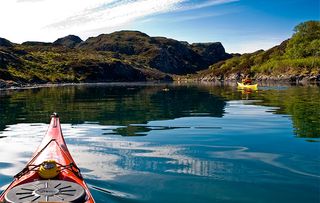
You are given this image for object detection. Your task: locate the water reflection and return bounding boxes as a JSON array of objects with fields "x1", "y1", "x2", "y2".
[
  {"x1": 0, "y1": 84, "x2": 226, "y2": 130},
  {"x1": 1, "y1": 84, "x2": 319, "y2": 138},
  {"x1": 0, "y1": 91, "x2": 320, "y2": 202},
  {"x1": 3, "y1": 121, "x2": 318, "y2": 183}
]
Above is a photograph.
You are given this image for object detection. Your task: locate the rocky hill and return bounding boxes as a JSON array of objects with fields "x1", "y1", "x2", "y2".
[
  {"x1": 0, "y1": 38, "x2": 13, "y2": 47},
  {"x1": 77, "y1": 31, "x2": 231, "y2": 74},
  {"x1": 53, "y1": 35, "x2": 83, "y2": 48},
  {"x1": 0, "y1": 31, "x2": 231, "y2": 87},
  {"x1": 190, "y1": 21, "x2": 320, "y2": 83},
  {"x1": 191, "y1": 42, "x2": 231, "y2": 65}
]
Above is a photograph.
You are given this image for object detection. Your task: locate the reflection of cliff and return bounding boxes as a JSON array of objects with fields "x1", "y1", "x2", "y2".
[{"x1": 0, "y1": 85, "x2": 226, "y2": 132}]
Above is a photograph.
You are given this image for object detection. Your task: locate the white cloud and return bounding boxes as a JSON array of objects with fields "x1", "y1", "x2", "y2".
[
  {"x1": 0, "y1": 0, "x2": 237, "y2": 43},
  {"x1": 47, "y1": 0, "x2": 184, "y2": 32},
  {"x1": 145, "y1": 9, "x2": 238, "y2": 24},
  {"x1": 0, "y1": 0, "x2": 183, "y2": 42},
  {"x1": 177, "y1": 0, "x2": 239, "y2": 11}
]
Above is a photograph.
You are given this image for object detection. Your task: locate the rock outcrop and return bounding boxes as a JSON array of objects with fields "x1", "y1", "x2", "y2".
[
  {"x1": 191, "y1": 42, "x2": 232, "y2": 66},
  {"x1": 0, "y1": 38, "x2": 13, "y2": 47},
  {"x1": 54, "y1": 35, "x2": 83, "y2": 48}
]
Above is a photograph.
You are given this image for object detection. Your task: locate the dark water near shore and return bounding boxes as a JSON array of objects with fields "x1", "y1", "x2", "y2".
[{"x1": 0, "y1": 83, "x2": 319, "y2": 203}]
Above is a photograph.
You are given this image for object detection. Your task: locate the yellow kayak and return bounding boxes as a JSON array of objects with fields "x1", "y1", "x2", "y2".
[{"x1": 237, "y1": 82, "x2": 258, "y2": 90}]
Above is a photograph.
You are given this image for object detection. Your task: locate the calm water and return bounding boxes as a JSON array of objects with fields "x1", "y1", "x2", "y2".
[{"x1": 0, "y1": 83, "x2": 319, "y2": 203}]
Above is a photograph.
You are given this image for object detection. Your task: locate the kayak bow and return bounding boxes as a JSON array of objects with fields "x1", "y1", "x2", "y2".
[{"x1": 0, "y1": 113, "x2": 95, "y2": 203}]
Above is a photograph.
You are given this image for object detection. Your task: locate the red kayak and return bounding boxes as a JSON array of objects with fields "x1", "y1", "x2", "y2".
[{"x1": 0, "y1": 113, "x2": 95, "y2": 203}]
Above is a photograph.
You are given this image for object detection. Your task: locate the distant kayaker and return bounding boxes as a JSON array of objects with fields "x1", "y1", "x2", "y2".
[{"x1": 242, "y1": 76, "x2": 252, "y2": 85}]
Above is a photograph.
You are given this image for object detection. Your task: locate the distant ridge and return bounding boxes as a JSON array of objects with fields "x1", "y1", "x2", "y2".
[
  {"x1": 77, "y1": 30, "x2": 231, "y2": 74},
  {"x1": 22, "y1": 41, "x2": 52, "y2": 46},
  {"x1": 1, "y1": 21, "x2": 318, "y2": 87},
  {"x1": 0, "y1": 30, "x2": 231, "y2": 85},
  {"x1": 53, "y1": 35, "x2": 83, "y2": 48}
]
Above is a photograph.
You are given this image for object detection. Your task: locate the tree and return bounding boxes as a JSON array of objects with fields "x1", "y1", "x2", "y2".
[{"x1": 286, "y1": 21, "x2": 320, "y2": 58}]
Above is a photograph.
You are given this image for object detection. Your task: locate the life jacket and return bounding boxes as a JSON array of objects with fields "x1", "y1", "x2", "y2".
[{"x1": 242, "y1": 79, "x2": 252, "y2": 84}]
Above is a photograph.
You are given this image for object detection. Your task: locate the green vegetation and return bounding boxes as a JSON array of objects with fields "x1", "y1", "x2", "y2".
[
  {"x1": 0, "y1": 45, "x2": 151, "y2": 83},
  {"x1": 251, "y1": 57, "x2": 320, "y2": 75},
  {"x1": 286, "y1": 20, "x2": 320, "y2": 58}
]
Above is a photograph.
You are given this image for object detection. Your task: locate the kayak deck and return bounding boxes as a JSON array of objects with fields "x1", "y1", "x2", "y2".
[{"x1": 0, "y1": 113, "x2": 95, "y2": 203}]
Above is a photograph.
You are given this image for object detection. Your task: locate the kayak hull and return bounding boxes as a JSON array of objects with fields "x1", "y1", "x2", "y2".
[
  {"x1": 237, "y1": 82, "x2": 258, "y2": 90},
  {"x1": 0, "y1": 114, "x2": 95, "y2": 203}
]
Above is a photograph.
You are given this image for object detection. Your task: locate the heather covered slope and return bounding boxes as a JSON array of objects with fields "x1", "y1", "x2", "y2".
[
  {"x1": 77, "y1": 31, "x2": 231, "y2": 74},
  {"x1": 0, "y1": 31, "x2": 230, "y2": 87}
]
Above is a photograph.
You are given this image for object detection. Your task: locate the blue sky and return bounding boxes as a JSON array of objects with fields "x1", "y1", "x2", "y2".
[{"x1": 0, "y1": 0, "x2": 318, "y2": 53}]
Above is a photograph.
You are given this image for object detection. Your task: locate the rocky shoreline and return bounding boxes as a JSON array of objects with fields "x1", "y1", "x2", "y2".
[
  {"x1": 0, "y1": 79, "x2": 19, "y2": 89},
  {"x1": 187, "y1": 73, "x2": 320, "y2": 84},
  {"x1": 1, "y1": 74, "x2": 319, "y2": 91}
]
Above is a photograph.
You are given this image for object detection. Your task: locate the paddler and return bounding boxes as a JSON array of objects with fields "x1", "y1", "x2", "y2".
[{"x1": 242, "y1": 75, "x2": 252, "y2": 85}]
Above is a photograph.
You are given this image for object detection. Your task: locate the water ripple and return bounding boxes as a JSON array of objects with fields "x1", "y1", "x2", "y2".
[{"x1": 210, "y1": 145, "x2": 320, "y2": 179}]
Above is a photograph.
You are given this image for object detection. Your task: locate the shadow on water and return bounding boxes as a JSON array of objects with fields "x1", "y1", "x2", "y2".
[
  {"x1": 112, "y1": 126, "x2": 150, "y2": 136},
  {"x1": 112, "y1": 125, "x2": 198, "y2": 136}
]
